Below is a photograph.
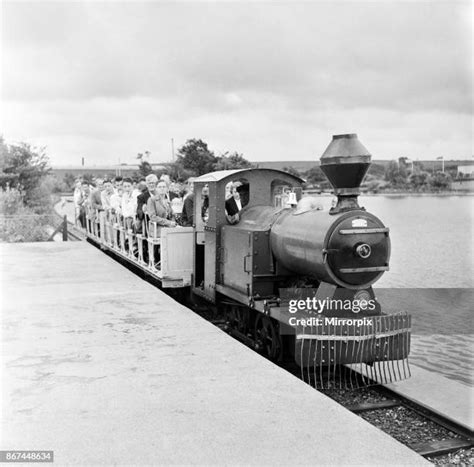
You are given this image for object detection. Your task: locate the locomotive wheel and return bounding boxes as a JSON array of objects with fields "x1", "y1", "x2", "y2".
[
  {"x1": 235, "y1": 307, "x2": 249, "y2": 334},
  {"x1": 254, "y1": 315, "x2": 282, "y2": 361},
  {"x1": 224, "y1": 305, "x2": 249, "y2": 334},
  {"x1": 226, "y1": 305, "x2": 249, "y2": 334}
]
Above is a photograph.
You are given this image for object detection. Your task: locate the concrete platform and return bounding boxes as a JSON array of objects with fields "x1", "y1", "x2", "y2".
[{"x1": 0, "y1": 242, "x2": 428, "y2": 465}]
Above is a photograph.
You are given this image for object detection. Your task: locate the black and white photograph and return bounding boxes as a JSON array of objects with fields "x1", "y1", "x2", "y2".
[{"x1": 0, "y1": 0, "x2": 472, "y2": 465}]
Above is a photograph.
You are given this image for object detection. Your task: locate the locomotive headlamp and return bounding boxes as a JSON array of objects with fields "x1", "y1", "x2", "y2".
[{"x1": 355, "y1": 243, "x2": 371, "y2": 259}]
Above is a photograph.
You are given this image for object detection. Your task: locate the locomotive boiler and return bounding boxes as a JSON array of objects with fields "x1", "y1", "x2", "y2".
[{"x1": 271, "y1": 133, "x2": 390, "y2": 290}]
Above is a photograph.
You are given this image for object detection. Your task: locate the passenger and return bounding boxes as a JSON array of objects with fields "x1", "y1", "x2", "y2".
[
  {"x1": 90, "y1": 178, "x2": 104, "y2": 213},
  {"x1": 147, "y1": 181, "x2": 178, "y2": 231},
  {"x1": 114, "y1": 176, "x2": 123, "y2": 192},
  {"x1": 89, "y1": 178, "x2": 105, "y2": 237},
  {"x1": 225, "y1": 181, "x2": 246, "y2": 224},
  {"x1": 131, "y1": 178, "x2": 143, "y2": 199},
  {"x1": 147, "y1": 180, "x2": 178, "y2": 269},
  {"x1": 101, "y1": 179, "x2": 115, "y2": 214},
  {"x1": 121, "y1": 177, "x2": 137, "y2": 231},
  {"x1": 159, "y1": 174, "x2": 178, "y2": 201},
  {"x1": 110, "y1": 183, "x2": 123, "y2": 217},
  {"x1": 171, "y1": 196, "x2": 183, "y2": 220},
  {"x1": 73, "y1": 178, "x2": 83, "y2": 227},
  {"x1": 170, "y1": 181, "x2": 182, "y2": 200},
  {"x1": 181, "y1": 177, "x2": 195, "y2": 227},
  {"x1": 78, "y1": 181, "x2": 91, "y2": 228},
  {"x1": 136, "y1": 174, "x2": 158, "y2": 233}
]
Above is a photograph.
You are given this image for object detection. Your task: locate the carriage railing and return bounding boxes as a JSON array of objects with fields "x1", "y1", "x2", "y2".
[{"x1": 84, "y1": 207, "x2": 165, "y2": 273}]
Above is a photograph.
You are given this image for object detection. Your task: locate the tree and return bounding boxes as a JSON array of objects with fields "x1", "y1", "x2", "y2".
[
  {"x1": 409, "y1": 172, "x2": 429, "y2": 191},
  {"x1": 0, "y1": 142, "x2": 51, "y2": 205},
  {"x1": 367, "y1": 162, "x2": 386, "y2": 179},
  {"x1": 136, "y1": 151, "x2": 153, "y2": 177},
  {"x1": 304, "y1": 166, "x2": 326, "y2": 185},
  {"x1": 162, "y1": 163, "x2": 195, "y2": 183},
  {"x1": 63, "y1": 172, "x2": 76, "y2": 190},
  {"x1": 214, "y1": 152, "x2": 253, "y2": 171},
  {"x1": 0, "y1": 136, "x2": 8, "y2": 171},
  {"x1": 385, "y1": 160, "x2": 407, "y2": 187},
  {"x1": 138, "y1": 160, "x2": 153, "y2": 177},
  {"x1": 429, "y1": 172, "x2": 452, "y2": 190},
  {"x1": 176, "y1": 139, "x2": 217, "y2": 176}
]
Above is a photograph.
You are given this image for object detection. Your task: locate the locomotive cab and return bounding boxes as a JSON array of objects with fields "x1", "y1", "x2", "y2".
[{"x1": 191, "y1": 169, "x2": 304, "y2": 303}]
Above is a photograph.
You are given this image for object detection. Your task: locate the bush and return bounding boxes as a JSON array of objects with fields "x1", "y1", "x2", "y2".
[{"x1": 0, "y1": 187, "x2": 55, "y2": 242}]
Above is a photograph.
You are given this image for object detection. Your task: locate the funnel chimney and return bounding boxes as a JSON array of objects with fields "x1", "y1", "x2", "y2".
[{"x1": 320, "y1": 134, "x2": 371, "y2": 214}]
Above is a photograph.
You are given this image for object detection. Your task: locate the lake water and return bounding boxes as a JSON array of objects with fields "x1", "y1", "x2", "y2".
[
  {"x1": 313, "y1": 194, "x2": 474, "y2": 385},
  {"x1": 311, "y1": 194, "x2": 474, "y2": 288}
]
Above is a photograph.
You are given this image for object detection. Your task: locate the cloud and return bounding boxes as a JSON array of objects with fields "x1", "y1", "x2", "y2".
[{"x1": 1, "y1": 1, "x2": 472, "y2": 164}]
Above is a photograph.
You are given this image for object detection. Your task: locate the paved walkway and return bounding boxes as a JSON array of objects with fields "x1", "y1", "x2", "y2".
[{"x1": 0, "y1": 242, "x2": 427, "y2": 465}]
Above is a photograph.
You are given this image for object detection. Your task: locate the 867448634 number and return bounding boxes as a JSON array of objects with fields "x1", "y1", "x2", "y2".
[{"x1": 0, "y1": 451, "x2": 53, "y2": 463}]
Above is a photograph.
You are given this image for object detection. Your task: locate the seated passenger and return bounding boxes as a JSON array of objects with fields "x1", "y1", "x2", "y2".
[
  {"x1": 136, "y1": 174, "x2": 158, "y2": 233},
  {"x1": 159, "y1": 174, "x2": 179, "y2": 202},
  {"x1": 121, "y1": 177, "x2": 137, "y2": 230},
  {"x1": 147, "y1": 180, "x2": 177, "y2": 236}
]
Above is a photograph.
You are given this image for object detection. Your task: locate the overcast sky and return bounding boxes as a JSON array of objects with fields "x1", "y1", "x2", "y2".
[{"x1": 1, "y1": 1, "x2": 472, "y2": 166}]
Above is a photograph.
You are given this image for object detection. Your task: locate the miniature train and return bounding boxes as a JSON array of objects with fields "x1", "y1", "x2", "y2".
[{"x1": 84, "y1": 134, "x2": 411, "y2": 387}]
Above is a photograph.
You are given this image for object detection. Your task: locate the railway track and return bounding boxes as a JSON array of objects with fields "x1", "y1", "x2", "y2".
[{"x1": 325, "y1": 379, "x2": 473, "y2": 460}]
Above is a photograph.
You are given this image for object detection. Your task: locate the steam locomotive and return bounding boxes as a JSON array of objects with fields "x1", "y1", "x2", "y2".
[{"x1": 85, "y1": 134, "x2": 411, "y2": 387}]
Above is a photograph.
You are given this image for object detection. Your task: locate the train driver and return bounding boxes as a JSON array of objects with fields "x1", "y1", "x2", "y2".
[{"x1": 225, "y1": 181, "x2": 248, "y2": 224}]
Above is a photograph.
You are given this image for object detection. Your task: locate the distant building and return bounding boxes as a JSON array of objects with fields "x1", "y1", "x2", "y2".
[
  {"x1": 452, "y1": 163, "x2": 474, "y2": 192},
  {"x1": 457, "y1": 165, "x2": 474, "y2": 177},
  {"x1": 51, "y1": 163, "x2": 167, "y2": 179}
]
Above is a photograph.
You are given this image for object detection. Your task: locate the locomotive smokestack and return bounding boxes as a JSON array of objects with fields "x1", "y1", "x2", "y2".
[{"x1": 320, "y1": 134, "x2": 371, "y2": 214}]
